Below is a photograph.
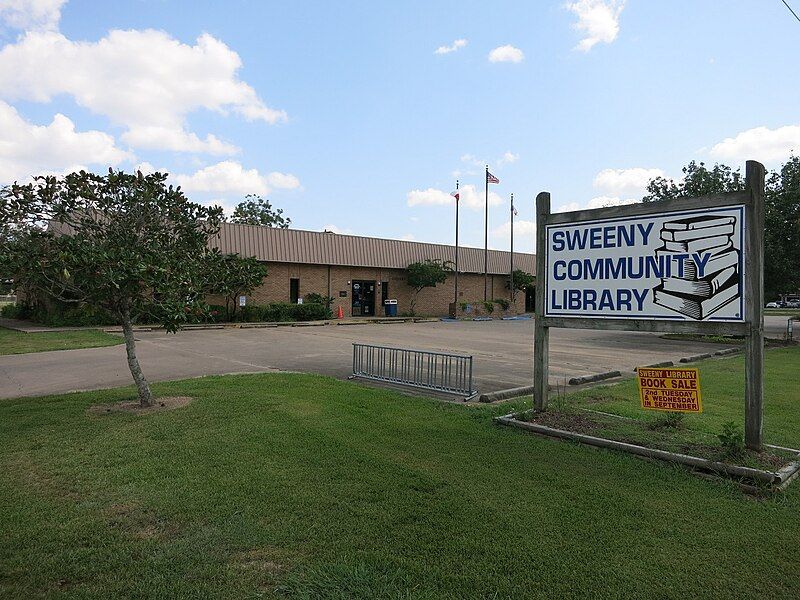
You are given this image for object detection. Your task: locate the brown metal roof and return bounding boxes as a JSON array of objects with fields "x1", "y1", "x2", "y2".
[{"x1": 212, "y1": 223, "x2": 536, "y2": 275}]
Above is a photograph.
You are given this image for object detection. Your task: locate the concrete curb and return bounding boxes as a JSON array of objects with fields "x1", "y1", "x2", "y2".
[
  {"x1": 679, "y1": 352, "x2": 715, "y2": 363},
  {"x1": 568, "y1": 370, "x2": 621, "y2": 386},
  {"x1": 714, "y1": 347, "x2": 741, "y2": 356},
  {"x1": 633, "y1": 361, "x2": 674, "y2": 372},
  {"x1": 478, "y1": 385, "x2": 535, "y2": 403}
]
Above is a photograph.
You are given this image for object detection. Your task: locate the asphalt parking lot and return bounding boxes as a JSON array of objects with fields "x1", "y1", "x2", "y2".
[{"x1": 3, "y1": 316, "x2": 786, "y2": 400}]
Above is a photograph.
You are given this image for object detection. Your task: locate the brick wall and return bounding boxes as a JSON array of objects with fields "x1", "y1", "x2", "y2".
[{"x1": 220, "y1": 261, "x2": 532, "y2": 317}]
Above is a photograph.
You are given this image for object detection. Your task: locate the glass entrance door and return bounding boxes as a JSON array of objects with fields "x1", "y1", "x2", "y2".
[
  {"x1": 351, "y1": 280, "x2": 376, "y2": 316},
  {"x1": 525, "y1": 286, "x2": 535, "y2": 312}
]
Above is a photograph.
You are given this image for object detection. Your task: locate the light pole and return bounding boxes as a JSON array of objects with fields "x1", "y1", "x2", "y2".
[
  {"x1": 510, "y1": 192, "x2": 515, "y2": 305},
  {"x1": 454, "y1": 180, "x2": 460, "y2": 306}
]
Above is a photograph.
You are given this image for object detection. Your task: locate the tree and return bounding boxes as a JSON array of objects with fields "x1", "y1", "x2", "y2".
[
  {"x1": 230, "y1": 194, "x2": 290, "y2": 228},
  {"x1": 507, "y1": 269, "x2": 535, "y2": 299},
  {"x1": 0, "y1": 169, "x2": 224, "y2": 407},
  {"x1": 406, "y1": 259, "x2": 453, "y2": 314},
  {"x1": 764, "y1": 156, "x2": 800, "y2": 299},
  {"x1": 642, "y1": 161, "x2": 744, "y2": 203},
  {"x1": 641, "y1": 158, "x2": 800, "y2": 300},
  {"x1": 203, "y1": 251, "x2": 267, "y2": 320}
]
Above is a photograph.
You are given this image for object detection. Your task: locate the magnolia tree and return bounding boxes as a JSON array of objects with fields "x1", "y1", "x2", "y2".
[
  {"x1": 406, "y1": 259, "x2": 453, "y2": 314},
  {"x1": 0, "y1": 169, "x2": 235, "y2": 407}
]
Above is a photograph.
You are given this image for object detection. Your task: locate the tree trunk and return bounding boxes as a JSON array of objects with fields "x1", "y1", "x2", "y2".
[{"x1": 121, "y1": 316, "x2": 154, "y2": 407}]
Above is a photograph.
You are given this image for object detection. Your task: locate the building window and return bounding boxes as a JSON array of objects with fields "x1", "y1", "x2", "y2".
[{"x1": 290, "y1": 278, "x2": 299, "y2": 304}]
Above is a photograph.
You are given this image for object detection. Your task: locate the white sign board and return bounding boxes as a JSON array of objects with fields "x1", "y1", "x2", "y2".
[
  {"x1": 238, "y1": 295, "x2": 246, "y2": 307},
  {"x1": 545, "y1": 206, "x2": 745, "y2": 322}
]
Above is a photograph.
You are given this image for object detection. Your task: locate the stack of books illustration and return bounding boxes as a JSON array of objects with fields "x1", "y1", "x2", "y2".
[{"x1": 653, "y1": 215, "x2": 740, "y2": 319}]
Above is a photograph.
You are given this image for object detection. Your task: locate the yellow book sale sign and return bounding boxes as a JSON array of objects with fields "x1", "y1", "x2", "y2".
[{"x1": 637, "y1": 367, "x2": 702, "y2": 413}]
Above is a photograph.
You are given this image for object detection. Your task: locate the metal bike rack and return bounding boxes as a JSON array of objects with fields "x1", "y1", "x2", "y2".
[{"x1": 351, "y1": 343, "x2": 477, "y2": 400}]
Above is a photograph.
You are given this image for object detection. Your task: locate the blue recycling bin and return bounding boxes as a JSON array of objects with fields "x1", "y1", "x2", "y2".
[{"x1": 384, "y1": 299, "x2": 398, "y2": 317}]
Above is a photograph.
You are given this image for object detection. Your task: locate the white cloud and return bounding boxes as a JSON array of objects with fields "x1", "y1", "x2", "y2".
[
  {"x1": 498, "y1": 151, "x2": 519, "y2": 165},
  {"x1": 434, "y1": 38, "x2": 467, "y2": 55},
  {"x1": 406, "y1": 187, "x2": 452, "y2": 207},
  {"x1": 566, "y1": 0, "x2": 625, "y2": 52},
  {"x1": 0, "y1": 0, "x2": 65, "y2": 31},
  {"x1": 0, "y1": 100, "x2": 132, "y2": 183},
  {"x1": 490, "y1": 219, "x2": 536, "y2": 252},
  {"x1": 491, "y1": 219, "x2": 536, "y2": 237},
  {"x1": 460, "y1": 153, "x2": 483, "y2": 167},
  {"x1": 593, "y1": 167, "x2": 664, "y2": 197},
  {"x1": 134, "y1": 161, "x2": 155, "y2": 174},
  {"x1": 555, "y1": 196, "x2": 638, "y2": 213},
  {"x1": 175, "y1": 160, "x2": 300, "y2": 196},
  {"x1": 407, "y1": 184, "x2": 502, "y2": 211},
  {"x1": 121, "y1": 126, "x2": 238, "y2": 156},
  {"x1": 709, "y1": 125, "x2": 800, "y2": 163},
  {"x1": 488, "y1": 45, "x2": 524, "y2": 63},
  {"x1": 266, "y1": 171, "x2": 301, "y2": 190},
  {"x1": 0, "y1": 29, "x2": 286, "y2": 154}
]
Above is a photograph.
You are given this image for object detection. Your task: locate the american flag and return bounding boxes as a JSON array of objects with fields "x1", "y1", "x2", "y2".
[
  {"x1": 450, "y1": 190, "x2": 459, "y2": 201},
  {"x1": 512, "y1": 205, "x2": 518, "y2": 216},
  {"x1": 486, "y1": 171, "x2": 500, "y2": 184}
]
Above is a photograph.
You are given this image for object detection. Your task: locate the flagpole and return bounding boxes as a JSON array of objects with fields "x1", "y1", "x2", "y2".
[
  {"x1": 484, "y1": 165, "x2": 489, "y2": 302},
  {"x1": 510, "y1": 192, "x2": 514, "y2": 305},
  {"x1": 454, "y1": 179, "x2": 459, "y2": 306}
]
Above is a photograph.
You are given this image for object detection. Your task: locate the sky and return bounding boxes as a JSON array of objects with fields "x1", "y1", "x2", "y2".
[{"x1": 0, "y1": 0, "x2": 798, "y2": 254}]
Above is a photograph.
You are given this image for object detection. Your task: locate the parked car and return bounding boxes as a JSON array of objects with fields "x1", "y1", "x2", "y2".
[
  {"x1": 766, "y1": 302, "x2": 780, "y2": 308},
  {"x1": 786, "y1": 300, "x2": 800, "y2": 308}
]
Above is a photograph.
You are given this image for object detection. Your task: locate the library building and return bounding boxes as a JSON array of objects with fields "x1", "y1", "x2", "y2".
[{"x1": 211, "y1": 223, "x2": 537, "y2": 317}]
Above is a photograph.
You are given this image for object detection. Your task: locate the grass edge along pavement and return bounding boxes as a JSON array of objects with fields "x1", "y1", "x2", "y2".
[
  {"x1": 2, "y1": 371, "x2": 800, "y2": 598},
  {"x1": 0, "y1": 326, "x2": 123, "y2": 355},
  {"x1": 498, "y1": 346, "x2": 800, "y2": 483}
]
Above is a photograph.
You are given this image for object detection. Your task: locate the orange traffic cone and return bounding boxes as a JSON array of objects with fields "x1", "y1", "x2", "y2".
[{"x1": 336, "y1": 306, "x2": 344, "y2": 319}]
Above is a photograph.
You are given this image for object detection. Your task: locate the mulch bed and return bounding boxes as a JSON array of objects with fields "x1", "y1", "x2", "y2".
[{"x1": 87, "y1": 396, "x2": 193, "y2": 416}]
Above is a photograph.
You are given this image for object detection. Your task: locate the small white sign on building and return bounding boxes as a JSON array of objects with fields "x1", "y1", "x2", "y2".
[
  {"x1": 238, "y1": 295, "x2": 246, "y2": 307},
  {"x1": 544, "y1": 206, "x2": 745, "y2": 322}
]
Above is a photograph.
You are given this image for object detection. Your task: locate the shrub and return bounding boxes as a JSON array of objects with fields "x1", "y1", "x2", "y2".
[
  {"x1": 494, "y1": 298, "x2": 510, "y2": 311},
  {"x1": 237, "y1": 302, "x2": 328, "y2": 323},
  {"x1": 482, "y1": 301, "x2": 495, "y2": 314},
  {"x1": 205, "y1": 305, "x2": 226, "y2": 323},
  {"x1": 239, "y1": 305, "x2": 264, "y2": 322},
  {"x1": 718, "y1": 421, "x2": 745, "y2": 459},
  {"x1": 303, "y1": 293, "x2": 333, "y2": 318},
  {"x1": 1, "y1": 303, "x2": 29, "y2": 319},
  {"x1": 27, "y1": 303, "x2": 117, "y2": 327},
  {"x1": 262, "y1": 303, "x2": 294, "y2": 322},
  {"x1": 292, "y1": 302, "x2": 328, "y2": 321}
]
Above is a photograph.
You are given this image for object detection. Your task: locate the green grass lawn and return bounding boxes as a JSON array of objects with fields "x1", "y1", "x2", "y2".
[
  {"x1": 0, "y1": 327, "x2": 122, "y2": 355},
  {"x1": 2, "y1": 370, "x2": 800, "y2": 599},
  {"x1": 765, "y1": 308, "x2": 800, "y2": 318},
  {"x1": 515, "y1": 346, "x2": 799, "y2": 451}
]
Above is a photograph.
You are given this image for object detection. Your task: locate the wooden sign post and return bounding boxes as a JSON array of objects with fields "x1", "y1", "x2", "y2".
[{"x1": 534, "y1": 160, "x2": 765, "y2": 449}]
